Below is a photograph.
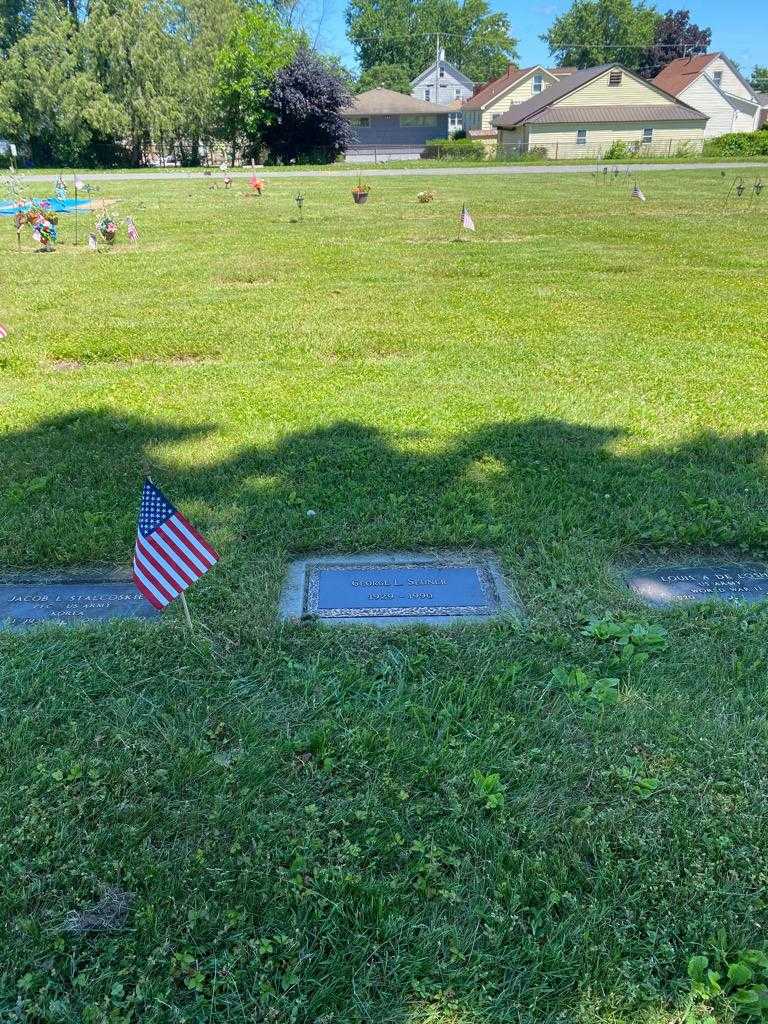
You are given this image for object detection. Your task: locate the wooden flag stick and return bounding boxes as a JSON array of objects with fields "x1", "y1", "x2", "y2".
[{"x1": 179, "y1": 591, "x2": 193, "y2": 630}]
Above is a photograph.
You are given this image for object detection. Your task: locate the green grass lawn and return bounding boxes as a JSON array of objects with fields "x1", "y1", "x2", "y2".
[{"x1": 2, "y1": 171, "x2": 768, "y2": 1024}]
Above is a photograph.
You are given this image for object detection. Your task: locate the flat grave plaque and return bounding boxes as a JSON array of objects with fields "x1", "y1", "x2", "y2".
[
  {"x1": 0, "y1": 574, "x2": 159, "y2": 631},
  {"x1": 280, "y1": 552, "x2": 521, "y2": 626},
  {"x1": 626, "y1": 563, "x2": 768, "y2": 608}
]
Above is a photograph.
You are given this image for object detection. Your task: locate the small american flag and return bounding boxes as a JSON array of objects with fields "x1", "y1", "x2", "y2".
[
  {"x1": 88, "y1": 233, "x2": 98, "y2": 250},
  {"x1": 632, "y1": 185, "x2": 646, "y2": 201},
  {"x1": 460, "y1": 204, "x2": 475, "y2": 231},
  {"x1": 126, "y1": 217, "x2": 138, "y2": 242},
  {"x1": 0, "y1": 324, "x2": 7, "y2": 339},
  {"x1": 133, "y1": 479, "x2": 219, "y2": 610}
]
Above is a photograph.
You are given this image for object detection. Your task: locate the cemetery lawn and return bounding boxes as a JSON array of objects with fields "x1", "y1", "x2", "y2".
[{"x1": 2, "y1": 171, "x2": 768, "y2": 1024}]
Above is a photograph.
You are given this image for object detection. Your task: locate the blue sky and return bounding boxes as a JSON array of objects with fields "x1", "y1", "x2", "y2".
[{"x1": 313, "y1": 0, "x2": 768, "y2": 81}]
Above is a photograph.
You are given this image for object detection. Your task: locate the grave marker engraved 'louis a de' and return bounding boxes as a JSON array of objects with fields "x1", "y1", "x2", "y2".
[
  {"x1": 280, "y1": 551, "x2": 521, "y2": 626},
  {"x1": 0, "y1": 575, "x2": 159, "y2": 631},
  {"x1": 626, "y1": 563, "x2": 768, "y2": 608}
]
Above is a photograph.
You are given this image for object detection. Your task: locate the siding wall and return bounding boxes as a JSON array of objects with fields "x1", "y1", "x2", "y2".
[
  {"x1": 347, "y1": 113, "x2": 449, "y2": 148},
  {"x1": 557, "y1": 68, "x2": 677, "y2": 107},
  {"x1": 498, "y1": 120, "x2": 706, "y2": 158},
  {"x1": 412, "y1": 66, "x2": 473, "y2": 105},
  {"x1": 466, "y1": 69, "x2": 560, "y2": 130},
  {"x1": 678, "y1": 65, "x2": 760, "y2": 137}
]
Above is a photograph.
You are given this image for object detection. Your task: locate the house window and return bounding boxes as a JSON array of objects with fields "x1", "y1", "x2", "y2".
[
  {"x1": 449, "y1": 113, "x2": 462, "y2": 129},
  {"x1": 400, "y1": 115, "x2": 438, "y2": 127},
  {"x1": 608, "y1": 70, "x2": 622, "y2": 86},
  {"x1": 533, "y1": 73, "x2": 544, "y2": 93},
  {"x1": 642, "y1": 126, "x2": 653, "y2": 144},
  {"x1": 439, "y1": 65, "x2": 445, "y2": 78},
  {"x1": 424, "y1": 87, "x2": 431, "y2": 102},
  {"x1": 576, "y1": 128, "x2": 587, "y2": 145},
  {"x1": 454, "y1": 87, "x2": 462, "y2": 100},
  {"x1": 347, "y1": 116, "x2": 370, "y2": 128},
  {"x1": 713, "y1": 70, "x2": 723, "y2": 87}
]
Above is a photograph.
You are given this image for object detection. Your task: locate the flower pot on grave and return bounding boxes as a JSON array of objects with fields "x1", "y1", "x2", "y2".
[{"x1": 352, "y1": 190, "x2": 369, "y2": 204}]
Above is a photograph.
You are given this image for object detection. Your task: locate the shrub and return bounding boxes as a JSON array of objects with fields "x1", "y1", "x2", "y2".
[
  {"x1": 422, "y1": 137, "x2": 485, "y2": 161},
  {"x1": 703, "y1": 131, "x2": 768, "y2": 157},
  {"x1": 603, "y1": 140, "x2": 631, "y2": 160}
]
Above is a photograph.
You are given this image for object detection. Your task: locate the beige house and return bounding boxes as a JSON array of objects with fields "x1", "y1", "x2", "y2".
[
  {"x1": 462, "y1": 65, "x2": 575, "y2": 133},
  {"x1": 495, "y1": 64, "x2": 708, "y2": 159},
  {"x1": 653, "y1": 53, "x2": 765, "y2": 138}
]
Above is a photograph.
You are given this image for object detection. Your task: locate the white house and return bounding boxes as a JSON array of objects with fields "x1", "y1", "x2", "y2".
[
  {"x1": 411, "y1": 50, "x2": 474, "y2": 133},
  {"x1": 653, "y1": 53, "x2": 764, "y2": 138}
]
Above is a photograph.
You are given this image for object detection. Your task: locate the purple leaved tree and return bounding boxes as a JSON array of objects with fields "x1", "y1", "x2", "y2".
[{"x1": 263, "y1": 48, "x2": 353, "y2": 164}]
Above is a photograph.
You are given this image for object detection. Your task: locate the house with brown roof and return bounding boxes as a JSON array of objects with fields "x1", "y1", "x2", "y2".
[
  {"x1": 462, "y1": 65, "x2": 575, "y2": 135},
  {"x1": 653, "y1": 54, "x2": 764, "y2": 138},
  {"x1": 494, "y1": 63, "x2": 708, "y2": 159},
  {"x1": 341, "y1": 88, "x2": 453, "y2": 162}
]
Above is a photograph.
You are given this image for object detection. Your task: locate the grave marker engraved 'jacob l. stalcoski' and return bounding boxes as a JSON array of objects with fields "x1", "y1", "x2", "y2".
[
  {"x1": 626, "y1": 563, "x2": 768, "y2": 608},
  {"x1": 0, "y1": 574, "x2": 159, "y2": 631},
  {"x1": 280, "y1": 551, "x2": 521, "y2": 626}
]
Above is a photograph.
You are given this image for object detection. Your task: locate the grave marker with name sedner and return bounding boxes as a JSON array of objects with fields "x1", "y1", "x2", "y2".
[
  {"x1": 0, "y1": 574, "x2": 159, "y2": 631},
  {"x1": 626, "y1": 563, "x2": 768, "y2": 608},
  {"x1": 280, "y1": 552, "x2": 521, "y2": 626}
]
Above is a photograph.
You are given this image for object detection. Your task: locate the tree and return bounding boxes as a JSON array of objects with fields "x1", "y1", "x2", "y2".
[
  {"x1": 346, "y1": 0, "x2": 518, "y2": 83},
  {"x1": 750, "y1": 66, "x2": 768, "y2": 93},
  {"x1": 1, "y1": 0, "x2": 125, "y2": 163},
  {"x1": 358, "y1": 62, "x2": 411, "y2": 92},
  {"x1": 641, "y1": 9, "x2": 711, "y2": 79},
  {"x1": 262, "y1": 46, "x2": 351, "y2": 163},
  {"x1": 542, "y1": 0, "x2": 660, "y2": 72},
  {"x1": 213, "y1": 7, "x2": 298, "y2": 163}
]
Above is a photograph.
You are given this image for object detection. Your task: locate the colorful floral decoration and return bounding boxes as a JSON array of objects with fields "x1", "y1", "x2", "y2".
[
  {"x1": 97, "y1": 214, "x2": 118, "y2": 243},
  {"x1": 249, "y1": 176, "x2": 265, "y2": 195},
  {"x1": 417, "y1": 191, "x2": 434, "y2": 203}
]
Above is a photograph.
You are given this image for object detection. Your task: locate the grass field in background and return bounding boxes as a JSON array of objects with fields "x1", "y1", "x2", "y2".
[{"x1": 1, "y1": 171, "x2": 768, "y2": 1023}]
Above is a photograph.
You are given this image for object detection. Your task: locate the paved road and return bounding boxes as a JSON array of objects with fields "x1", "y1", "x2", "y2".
[{"x1": 18, "y1": 161, "x2": 768, "y2": 183}]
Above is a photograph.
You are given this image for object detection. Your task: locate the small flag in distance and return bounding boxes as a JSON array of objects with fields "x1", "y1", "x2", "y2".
[
  {"x1": 0, "y1": 324, "x2": 7, "y2": 339},
  {"x1": 88, "y1": 233, "x2": 98, "y2": 250},
  {"x1": 126, "y1": 216, "x2": 138, "y2": 242},
  {"x1": 632, "y1": 185, "x2": 646, "y2": 202},
  {"x1": 460, "y1": 204, "x2": 475, "y2": 231},
  {"x1": 133, "y1": 479, "x2": 219, "y2": 610}
]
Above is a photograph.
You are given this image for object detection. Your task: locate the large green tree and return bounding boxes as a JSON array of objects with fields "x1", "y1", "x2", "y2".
[
  {"x1": 750, "y1": 66, "x2": 768, "y2": 93},
  {"x1": 0, "y1": 0, "x2": 125, "y2": 163},
  {"x1": 542, "y1": 0, "x2": 660, "y2": 72},
  {"x1": 346, "y1": 0, "x2": 518, "y2": 83},
  {"x1": 213, "y1": 6, "x2": 299, "y2": 162}
]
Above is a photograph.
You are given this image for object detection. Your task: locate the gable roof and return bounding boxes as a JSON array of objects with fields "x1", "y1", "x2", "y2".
[
  {"x1": 342, "y1": 88, "x2": 454, "y2": 116},
  {"x1": 411, "y1": 59, "x2": 474, "y2": 89},
  {"x1": 652, "y1": 53, "x2": 716, "y2": 95},
  {"x1": 494, "y1": 64, "x2": 706, "y2": 128},
  {"x1": 463, "y1": 65, "x2": 571, "y2": 110},
  {"x1": 653, "y1": 53, "x2": 762, "y2": 105}
]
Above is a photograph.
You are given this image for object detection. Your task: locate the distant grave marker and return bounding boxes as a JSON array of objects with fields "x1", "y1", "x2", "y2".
[
  {"x1": 0, "y1": 572, "x2": 159, "y2": 631},
  {"x1": 625, "y1": 563, "x2": 768, "y2": 609},
  {"x1": 279, "y1": 552, "x2": 521, "y2": 626}
]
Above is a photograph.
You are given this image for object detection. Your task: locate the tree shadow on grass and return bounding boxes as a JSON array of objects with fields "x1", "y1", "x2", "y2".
[{"x1": 2, "y1": 410, "x2": 768, "y2": 603}]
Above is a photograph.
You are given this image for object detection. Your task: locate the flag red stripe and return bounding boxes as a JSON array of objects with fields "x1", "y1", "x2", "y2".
[
  {"x1": 139, "y1": 533, "x2": 193, "y2": 588},
  {"x1": 147, "y1": 530, "x2": 200, "y2": 582},
  {"x1": 164, "y1": 518, "x2": 213, "y2": 570},
  {"x1": 133, "y1": 550, "x2": 177, "y2": 603},
  {"x1": 157, "y1": 522, "x2": 207, "y2": 576},
  {"x1": 174, "y1": 511, "x2": 219, "y2": 562},
  {"x1": 133, "y1": 563, "x2": 169, "y2": 609},
  {"x1": 135, "y1": 539, "x2": 185, "y2": 596}
]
